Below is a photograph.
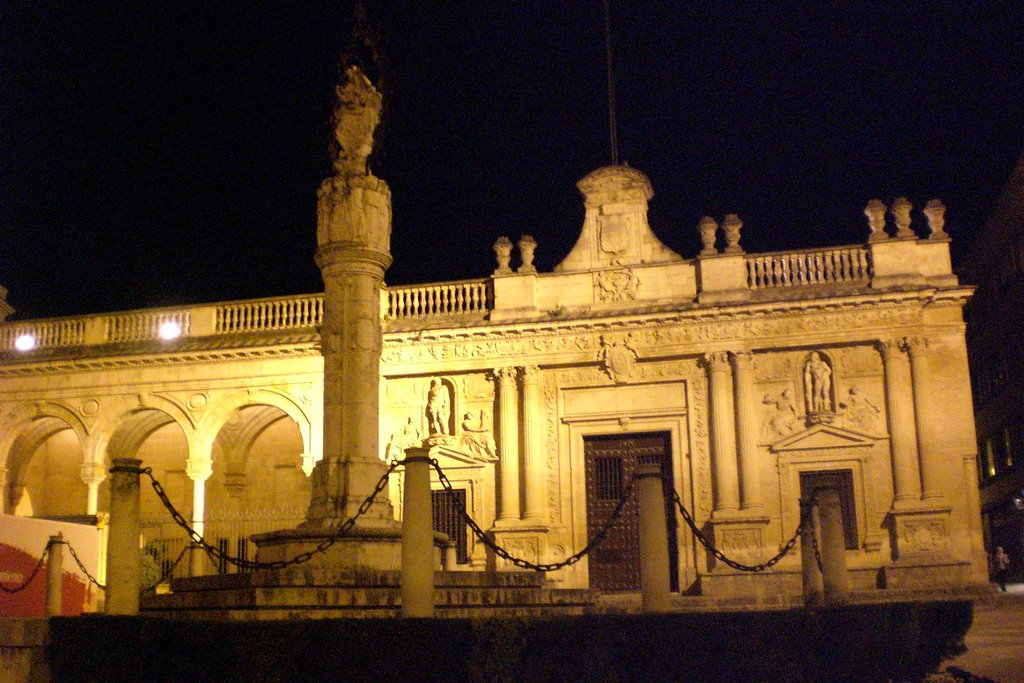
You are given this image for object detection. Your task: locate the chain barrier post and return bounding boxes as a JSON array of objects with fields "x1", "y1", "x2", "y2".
[
  {"x1": 637, "y1": 462, "x2": 671, "y2": 613},
  {"x1": 817, "y1": 487, "x2": 850, "y2": 604},
  {"x1": 442, "y1": 541, "x2": 458, "y2": 571},
  {"x1": 800, "y1": 496, "x2": 824, "y2": 606},
  {"x1": 401, "y1": 450, "x2": 435, "y2": 617},
  {"x1": 45, "y1": 534, "x2": 63, "y2": 617},
  {"x1": 106, "y1": 457, "x2": 142, "y2": 615}
]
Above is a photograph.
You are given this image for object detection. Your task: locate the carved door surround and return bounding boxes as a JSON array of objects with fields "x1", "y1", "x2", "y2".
[{"x1": 772, "y1": 427, "x2": 883, "y2": 554}]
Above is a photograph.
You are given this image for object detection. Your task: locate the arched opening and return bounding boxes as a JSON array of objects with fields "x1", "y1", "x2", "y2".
[{"x1": 6, "y1": 417, "x2": 85, "y2": 517}]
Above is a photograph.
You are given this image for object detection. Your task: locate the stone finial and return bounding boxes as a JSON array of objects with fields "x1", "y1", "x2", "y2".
[
  {"x1": 517, "y1": 235, "x2": 537, "y2": 273},
  {"x1": 891, "y1": 197, "x2": 914, "y2": 238},
  {"x1": 722, "y1": 214, "x2": 744, "y2": 254},
  {"x1": 698, "y1": 216, "x2": 718, "y2": 255},
  {"x1": 331, "y1": 65, "x2": 383, "y2": 176},
  {"x1": 493, "y1": 236, "x2": 513, "y2": 275},
  {"x1": 864, "y1": 200, "x2": 887, "y2": 242},
  {"x1": 923, "y1": 199, "x2": 948, "y2": 239}
]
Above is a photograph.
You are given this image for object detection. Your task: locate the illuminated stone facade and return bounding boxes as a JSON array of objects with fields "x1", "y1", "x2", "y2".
[{"x1": 0, "y1": 166, "x2": 987, "y2": 598}]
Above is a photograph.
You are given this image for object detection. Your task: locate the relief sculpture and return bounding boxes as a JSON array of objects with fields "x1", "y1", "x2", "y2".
[
  {"x1": 459, "y1": 410, "x2": 498, "y2": 461},
  {"x1": 837, "y1": 386, "x2": 882, "y2": 434},
  {"x1": 761, "y1": 388, "x2": 800, "y2": 441},
  {"x1": 425, "y1": 378, "x2": 451, "y2": 435}
]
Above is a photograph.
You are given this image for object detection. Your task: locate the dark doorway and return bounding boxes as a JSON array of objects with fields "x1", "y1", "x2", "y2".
[
  {"x1": 799, "y1": 469, "x2": 858, "y2": 549},
  {"x1": 432, "y1": 488, "x2": 468, "y2": 564},
  {"x1": 584, "y1": 432, "x2": 678, "y2": 591}
]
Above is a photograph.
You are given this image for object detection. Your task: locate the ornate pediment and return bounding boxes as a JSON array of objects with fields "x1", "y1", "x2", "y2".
[{"x1": 769, "y1": 423, "x2": 878, "y2": 453}]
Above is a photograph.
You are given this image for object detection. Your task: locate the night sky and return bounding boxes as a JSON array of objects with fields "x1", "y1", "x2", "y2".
[{"x1": 2, "y1": 2, "x2": 1023, "y2": 321}]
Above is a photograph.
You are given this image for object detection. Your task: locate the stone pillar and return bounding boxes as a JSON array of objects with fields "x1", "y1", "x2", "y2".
[
  {"x1": 818, "y1": 488, "x2": 850, "y2": 604},
  {"x1": 637, "y1": 463, "x2": 671, "y2": 612},
  {"x1": 0, "y1": 467, "x2": 7, "y2": 514},
  {"x1": 731, "y1": 351, "x2": 762, "y2": 512},
  {"x1": 106, "y1": 458, "x2": 142, "y2": 615},
  {"x1": 704, "y1": 352, "x2": 740, "y2": 514},
  {"x1": 879, "y1": 339, "x2": 921, "y2": 507},
  {"x1": 800, "y1": 499, "x2": 824, "y2": 606},
  {"x1": 80, "y1": 462, "x2": 106, "y2": 516},
  {"x1": 401, "y1": 451, "x2": 434, "y2": 617},
  {"x1": 521, "y1": 365, "x2": 546, "y2": 524},
  {"x1": 186, "y1": 458, "x2": 212, "y2": 577},
  {"x1": 45, "y1": 535, "x2": 63, "y2": 617},
  {"x1": 495, "y1": 367, "x2": 520, "y2": 523},
  {"x1": 305, "y1": 66, "x2": 395, "y2": 528},
  {"x1": 905, "y1": 337, "x2": 943, "y2": 501}
]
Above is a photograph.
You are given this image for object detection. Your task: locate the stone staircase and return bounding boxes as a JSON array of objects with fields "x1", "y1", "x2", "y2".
[{"x1": 140, "y1": 567, "x2": 593, "y2": 620}]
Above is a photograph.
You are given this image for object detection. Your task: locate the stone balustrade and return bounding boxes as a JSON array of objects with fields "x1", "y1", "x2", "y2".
[
  {"x1": 746, "y1": 246, "x2": 871, "y2": 290},
  {"x1": 386, "y1": 279, "x2": 490, "y2": 320},
  {"x1": 215, "y1": 295, "x2": 323, "y2": 333},
  {"x1": 0, "y1": 236, "x2": 957, "y2": 353}
]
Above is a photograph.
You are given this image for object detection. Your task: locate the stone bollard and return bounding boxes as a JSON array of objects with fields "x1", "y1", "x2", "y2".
[
  {"x1": 443, "y1": 541, "x2": 458, "y2": 571},
  {"x1": 45, "y1": 534, "x2": 63, "y2": 617},
  {"x1": 800, "y1": 498, "x2": 824, "y2": 606},
  {"x1": 189, "y1": 543, "x2": 206, "y2": 578},
  {"x1": 401, "y1": 452, "x2": 435, "y2": 617},
  {"x1": 106, "y1": 457, "x2": 143, "y2": 615},
  {"x1": 637, "y1": 462, "x2": 671, "y2": 613},
  {"x1": 817, "y1": 488, "x2": 850, "y2": 604}
]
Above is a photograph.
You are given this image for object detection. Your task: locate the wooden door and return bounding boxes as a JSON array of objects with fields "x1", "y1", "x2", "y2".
[{"x1": 584, "y1": 432, "x2": 677, "y2": 591}]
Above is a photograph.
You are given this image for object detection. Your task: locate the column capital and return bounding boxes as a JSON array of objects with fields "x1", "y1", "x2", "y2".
[
  {"x1": 493, "y1": 366, "x2": 518, "y2": 383},
  {"x1": 80, "y1": 462, "x2": 107, "y2": 485},
  {"x1": 701, "y1": 351, "x2": 731, "y2": 371},
  {"x1": 730, "y1": 350, "x2": 754, "y2": 370},
  {"x1": 521, "y1": 365, "x2": 542, "y2": 382},
  {"x1": 877, "y1": 338, "x2": 907, "y2": 359},
  {"x1": 903, "y1": 336, "x2": 931, "y2": 357},
  {"x1": 185, "y1": 458, "x2": 213, "y2": 482}
]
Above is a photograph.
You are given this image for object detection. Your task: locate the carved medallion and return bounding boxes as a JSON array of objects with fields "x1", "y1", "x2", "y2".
[
  {"x1": 598, "y1": 334, "x2": 639, "y2": 383},
  {"x1": 594, "y1": 268, "x2": 639, "y2": 302}
]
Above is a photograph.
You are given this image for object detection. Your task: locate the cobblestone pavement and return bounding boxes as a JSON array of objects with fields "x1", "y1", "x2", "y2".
[{"x1": 944, "y1": 583, "x2": 1024, "y2": 683}]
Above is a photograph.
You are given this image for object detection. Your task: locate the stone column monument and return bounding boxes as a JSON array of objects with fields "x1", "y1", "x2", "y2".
[{"x1": 254, "y1": 65, "x2": 401, "y2": 569}]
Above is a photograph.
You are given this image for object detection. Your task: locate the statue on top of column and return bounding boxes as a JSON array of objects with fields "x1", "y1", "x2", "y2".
[{"x1": 331, "y1": 65, "x2": 382, "y2": 177}]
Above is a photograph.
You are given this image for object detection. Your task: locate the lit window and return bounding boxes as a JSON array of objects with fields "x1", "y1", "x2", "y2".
[
  {"x1": 158, "y1": 321, "x2": 182, "y2": 340},
  {"x1": 14, "y1": 334, "x2": 36, "y2": 351}
]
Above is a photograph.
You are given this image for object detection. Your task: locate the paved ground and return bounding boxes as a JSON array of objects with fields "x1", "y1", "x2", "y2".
[{"x1": 944, "y1": 582, "x2": 1024, "y2": 683}]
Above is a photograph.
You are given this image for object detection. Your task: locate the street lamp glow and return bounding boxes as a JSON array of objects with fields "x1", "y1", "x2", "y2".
[
  {"x1": 14, "y1": 334, "x2": 36, "y2": 351},
  {"x1": 158, "y1": 321, "x2": 182, "y2": 340}
]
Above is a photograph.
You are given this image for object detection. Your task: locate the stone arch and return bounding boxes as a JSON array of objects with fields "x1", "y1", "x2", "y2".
[
  {"x1": 87, "y1": 393, "x2": 197, "y2": 468},
  {"x1": 0, "y1": 402, "x2": 89, "y2": 515},
  {"x1": 199, "y1": 388, "x2": 312, "y2": 464}
]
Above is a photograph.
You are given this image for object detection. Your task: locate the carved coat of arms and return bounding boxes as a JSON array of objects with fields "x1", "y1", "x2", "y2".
[{"x1": 598, "y1": 334, "x2": 639, "y2": 383}]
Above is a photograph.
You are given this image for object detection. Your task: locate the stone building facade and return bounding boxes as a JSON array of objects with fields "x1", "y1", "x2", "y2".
[{"x1": 0, "y1": 165, "x2": 988, "y2": 598}]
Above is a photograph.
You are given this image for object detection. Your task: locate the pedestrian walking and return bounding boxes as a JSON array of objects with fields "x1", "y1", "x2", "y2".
[{"x1": 993, "y1": 546, "x2": 1010, "y2": 592}]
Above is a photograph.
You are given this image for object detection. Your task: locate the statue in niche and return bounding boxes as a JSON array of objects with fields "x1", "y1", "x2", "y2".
[
  {"x1": 761, "y1": 388, "x2": 799, "y2": 441},
  {"x1": 426, "y1": 378, "x2": 451, "y2": 435},
  {"x1": 384, "y1": 417, "x2": 422, "y2": 462},
  {"x1": 459, "y1": 410, "x2": 498, "y2": 461},
  {"x1": 838, "y1": 386, "x2": 882, "y2": 433},
  {"x1": 803, "y1": 352, "x2": 833, "y2": 413},
  {"x1": 331, "y1": 65, "x2": 382, "y2": 176}
]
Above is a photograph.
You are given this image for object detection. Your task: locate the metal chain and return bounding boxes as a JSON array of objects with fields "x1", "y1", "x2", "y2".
[
  {"x1": 63, "y1": 538, "x2": 106, "y2": 590},
  {"x1": 141, "y1": 543, "x2": 191, "y2": 592},
  {"x1": 0, "y1": 540, "x2": 52, "y2": 593},
  {"x1": 805, "y1": 505, "x2": 824, "y2": 573},
  {"x1": 672, "y1": 489, "x2": 813, "y2": 572},
  {"x1": 141, "y1": 461, "x2": 398, "y2": 571},
  {"x1": 429, "y1": 458, "x2": 634, "y2": 572}
]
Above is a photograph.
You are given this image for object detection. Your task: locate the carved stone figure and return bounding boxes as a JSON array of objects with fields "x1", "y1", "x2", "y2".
[
  {"x1": 331, "y1": 65, "x2": 382, "y2": 176},
  {"x1": 838, "y1": 386, "x2": 881, "y2": 433},
  {"x1": 459, "y1": 410, "x2": 498, "y2": 460},
  {"x1": 384, "y1": 417, "x2": 421, "y2": 461},
  {"x1": 595, "y1": 268, "x2": 639, "y2": 303},
  {"x1": 762, "y1": 388, "x2": 799, "y2": 441},
  {"x1": 426, "y1": 378, "x2": 451, "y2": 435},
  {"x1": 803, "y1": 352, "x2": 833, "y2": 413},
  {"x1": 598, "y1": 334, "x2": 639, "y2": 383}
]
